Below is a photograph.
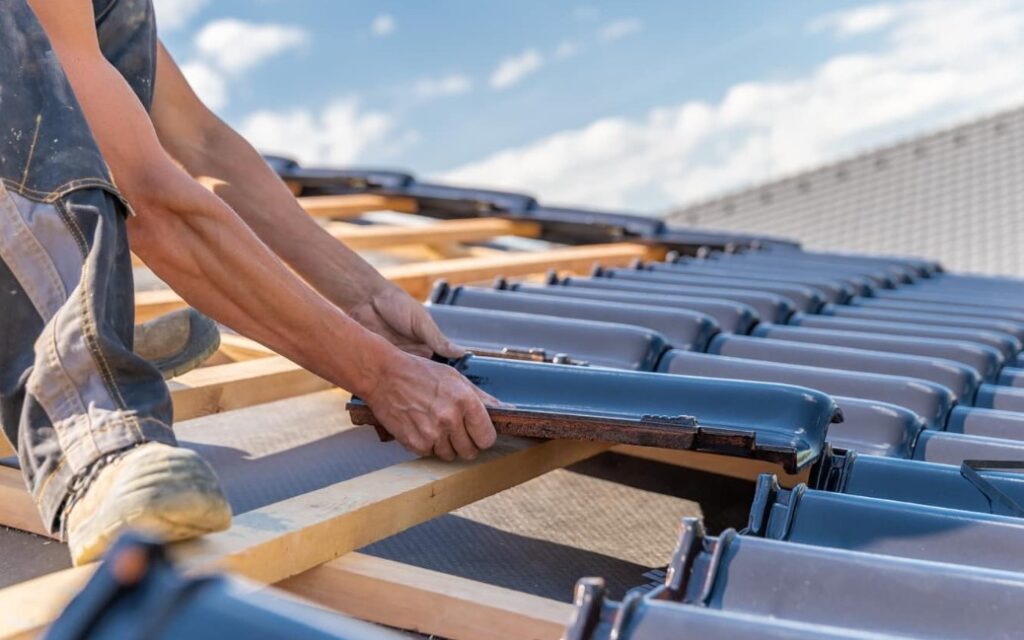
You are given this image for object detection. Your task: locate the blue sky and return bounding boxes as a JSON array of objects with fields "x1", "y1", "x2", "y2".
[{"x1": 157, "y1": 1, "x2": 1024, "y2": 211}]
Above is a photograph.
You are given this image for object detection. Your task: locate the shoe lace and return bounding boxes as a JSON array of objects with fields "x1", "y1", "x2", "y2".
[{"x1": 58, "y1": 443, "x2": 144, "y2": 539}]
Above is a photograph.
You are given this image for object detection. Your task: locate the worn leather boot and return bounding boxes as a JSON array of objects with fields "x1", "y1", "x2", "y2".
[
  {"x1": 64, "y1": 443, "x2": 232, "y2": 566},
  {"x1": 134, "y1": 308, "x2": 220, "y2": 379}
]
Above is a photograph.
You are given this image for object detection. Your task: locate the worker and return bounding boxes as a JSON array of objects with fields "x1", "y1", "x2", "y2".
[{"x1": 0, "y1": 0, "x2": 497, "y2": 566}]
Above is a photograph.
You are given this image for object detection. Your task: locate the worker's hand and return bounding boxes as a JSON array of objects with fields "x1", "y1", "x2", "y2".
[
  {"x1": 363, "y1": 350, "x2": 498, "y2": 461},
  {"x1": 349, "y1": 284, "x2": 464, "y2": 359}
]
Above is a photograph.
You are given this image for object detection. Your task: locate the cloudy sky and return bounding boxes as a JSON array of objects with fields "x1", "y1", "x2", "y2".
[{"x1": 157, "y1": 0, "x2": 1024, "y2": 211}]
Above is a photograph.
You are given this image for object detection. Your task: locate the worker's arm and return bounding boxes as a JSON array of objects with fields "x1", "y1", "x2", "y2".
[
  {"x1": 149, "y1": 43, "x2": 455, "y2": 360},
  {"x1": 30, "y1": 0, "x2": 495, "y2": 461}
]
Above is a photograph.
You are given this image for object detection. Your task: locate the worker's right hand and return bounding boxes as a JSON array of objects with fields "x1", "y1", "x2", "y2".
[{"x1": 362, "y1": 352, "x2": 498, "y2": 461}]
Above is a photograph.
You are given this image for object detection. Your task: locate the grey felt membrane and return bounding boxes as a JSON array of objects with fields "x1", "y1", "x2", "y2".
[{"x1": 0, "y1": 526, "x2": 71, "y2": 589}]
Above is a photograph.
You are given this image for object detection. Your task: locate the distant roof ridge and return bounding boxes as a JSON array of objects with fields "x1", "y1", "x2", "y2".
[{"x1": 671, "y1": 102, "x2": 1024, "y2": 214}]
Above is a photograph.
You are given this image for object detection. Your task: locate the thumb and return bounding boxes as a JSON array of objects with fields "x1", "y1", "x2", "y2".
[
  {"x1": 432, "y1": 336, "x2": 467, "y2": 360},
  {"x1": 416, "y1": 312, "x2": 466, "y2": 359},
  {"x1": 473, "y1": 385, "x2": 506, "y2": 408}
]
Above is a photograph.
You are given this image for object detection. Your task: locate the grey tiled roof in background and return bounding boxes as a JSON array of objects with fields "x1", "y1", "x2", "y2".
[{"x1": 668, "y1": 105, "x2": 1024, "y2": 276}]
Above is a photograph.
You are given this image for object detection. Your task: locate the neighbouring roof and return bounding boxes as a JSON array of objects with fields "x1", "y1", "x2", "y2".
[{"x1": 668, "y1": 105, "x2": 1024, "y2": 276}]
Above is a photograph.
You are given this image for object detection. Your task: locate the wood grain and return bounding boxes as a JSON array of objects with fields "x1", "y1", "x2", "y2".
[{"x1": 279, "y1": 552, "x2": 572, "y2": 640}]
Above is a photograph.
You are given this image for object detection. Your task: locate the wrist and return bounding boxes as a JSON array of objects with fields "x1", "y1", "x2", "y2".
[
  {"x1": 348, "y1": 331, "x2": 405, "y2": 398},
  {"x1": 361, "y1": 276, "x2": 399, "y2": 307},
  {"x1": 339, "y1": 269, "x2": 394, "y2": 313}
]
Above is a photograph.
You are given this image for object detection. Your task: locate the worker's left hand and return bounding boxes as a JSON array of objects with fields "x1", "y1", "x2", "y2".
[{"x1": 349, "y1": 284, "x2": 465, "y2": 359}]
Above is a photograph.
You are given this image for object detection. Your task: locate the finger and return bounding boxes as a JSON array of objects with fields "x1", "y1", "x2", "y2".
[
  {"x1": 403, "y1": 344, "x2": 433, "y2": 359},
  {"x1": 472, "y1": 385, "x2": 504, "y2": 408},
  {"x1": 416, "y1": 314, "x2": 466, "y2": 360},
  {"x1": 432, "y1": 435, "x2": 457, "y2": 462},
  {"x1": 401, "y1": 418, "x2": 435, "y2": 457},
  {"x1": 430, "y1": 337, "x2": 465, "y2": 360},
  {"x1": 462, "y1": 394, "x2": 497, "y2": 450},
  {"x1": 449, "y1": 425, "x2": 479, "y2": 461},
  {"x1": 401, "y1": 436, "x2": 432, "y2": 458}
]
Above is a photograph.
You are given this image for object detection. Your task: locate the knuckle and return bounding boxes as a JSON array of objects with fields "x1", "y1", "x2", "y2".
[
  {"x1": 404, "y1": 435, "x2": 429, "y2": 455},
  {"x1": 421, "y1": 423, "x2": 442, "y2": 441},
  {"x1": 438, "y1": 408, "x2": 459, "y2": 428}
]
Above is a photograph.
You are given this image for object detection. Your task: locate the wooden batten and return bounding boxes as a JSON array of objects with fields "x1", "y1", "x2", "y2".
[
  {"x1": 279, "y1": 552, "x2": 572, "y2": 640},
  {"x1": 215, "y1": 334, "x2": 278, "y2": 361},
  {"x1": 613, "y1": 445, "x2": 811, "y2": 487},
  {"x1": 376, "y1": 242, "x2": 650, "y2": 299},
  {"x1": 169, "y1": 356, "x2": 333, "y2": 423},
  {"x1": 298, "y1": 194, "x2": 418, "y2": 218},
  {"x1": 134, "y1": 289, "x2": 190, "y2": 322},
  {"x1": 134, "y1": 242, "x2": 651, "y2": 319},
  {"x1": 131, "y1": 194, "x2": 429, "y2": 266},
  {"x1": 0, "y1": 471, "x2": 45, "y2": 538},
  {"x1": 322, "y1": 218, "x2": 540, "y2": 251}
]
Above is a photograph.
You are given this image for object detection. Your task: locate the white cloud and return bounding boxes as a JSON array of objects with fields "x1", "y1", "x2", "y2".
[
  {"x1": 810, "y1": 3, "x2": 899, "y2": 37},
  {"x1": 195, "y1": 19, "x2": 307, "y2": 74},
  {"x1": 554, "y1": 40, "x2": 582, "y2": 60},
  {"x1": 239, "y1": 99, "x2": 417, "y2": 165},
  {"x1": 443, "y1": 0, "x2": 1024, "y2": 211},
  {"x1": 153, "y1": 0, "x2": 208, "y2": 31},
  {"x1": 413, "y1": 74, "x2": 472, "y2": 100},
  {"x1": 371, "y1": 13, "x2": 396, "y2": 37},
  {"x1": 181, "y1": 61, "x2": 227, "y2": 110},
  {"x1": 490, "y1": 49, "x2": 544, "y2": 90},
  {"x1": 598, "y1": 18, "x2": 643, "y2": 42}
]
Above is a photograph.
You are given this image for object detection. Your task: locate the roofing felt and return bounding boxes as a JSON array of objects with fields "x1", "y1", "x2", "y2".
[{"x1": 668, "y1": 105, "x2": 1024, "y2": 276}]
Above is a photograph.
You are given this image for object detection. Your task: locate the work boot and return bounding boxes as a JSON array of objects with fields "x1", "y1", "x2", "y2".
[
  {"x1": 65, "y1": 443, "x2": 232, "y2": 566},
  {"x1": 134, "y1": 308, "x2": 220, "y2": 379}
]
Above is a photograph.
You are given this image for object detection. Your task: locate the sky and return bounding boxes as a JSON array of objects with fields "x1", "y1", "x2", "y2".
[{"x1": 157, "y1": 0, "x2": 1024, "y2": 212}]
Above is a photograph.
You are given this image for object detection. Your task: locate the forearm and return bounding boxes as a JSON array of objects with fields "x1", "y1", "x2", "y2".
[
  {"x1": 129, "y1": 169, "x2": 397, "y2": 396},
  {"x1": 167, "y1": 119, "x2": 393, "y2": 310},
  {"x1": 37, "y1": 24, "x2": 396, "y2": 393}
]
